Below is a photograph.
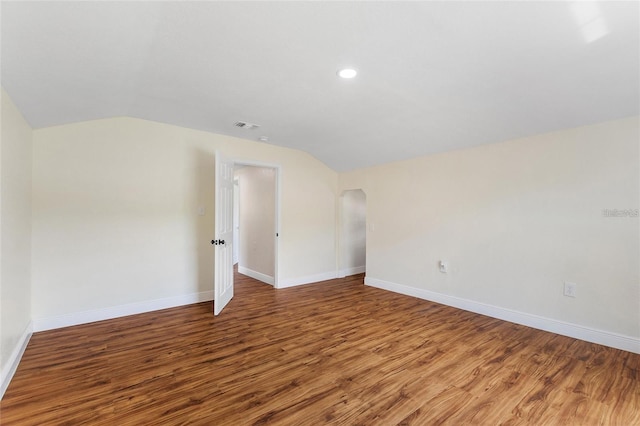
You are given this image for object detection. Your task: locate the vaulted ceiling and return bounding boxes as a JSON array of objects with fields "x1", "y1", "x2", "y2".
[{"x1": 2, "y1": 1, "x2": 638, "y2": 171}]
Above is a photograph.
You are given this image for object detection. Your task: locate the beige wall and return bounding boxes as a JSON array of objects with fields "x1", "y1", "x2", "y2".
[
  {"x1": 32, "y1": 117, "x2": 337, "y2": 321},
  {"x1": 237, "y1": 166, "x2": 276, "y2": 280},
  {"x1": 1, "y1": 88, "x2": 33, "y2": 389},
  {"x1": 340, "y1": 117, "x2": 639, "y2": 339}
]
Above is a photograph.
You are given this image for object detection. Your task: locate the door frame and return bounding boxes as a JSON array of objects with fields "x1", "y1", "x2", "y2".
[
  {"x1": 232, "y1": 159, "x2": 281, "y2": 289},
  {"x1": 337, "y1": 188, "x2": 367, "y2": 279}
]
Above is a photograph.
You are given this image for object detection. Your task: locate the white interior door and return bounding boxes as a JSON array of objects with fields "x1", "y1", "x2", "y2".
[{"x1": 213, "y1": 151, "x2": 234, "y2": 315}]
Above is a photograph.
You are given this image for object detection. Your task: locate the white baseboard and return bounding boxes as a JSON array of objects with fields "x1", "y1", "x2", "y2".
[
  {"x1": 1, "y1": 321, "x2": 33, "y2": 400},
  {"x1": 278, "y1": 271, "x2": 338, "y2": 289},
  {"x1": 365, "y1": 277, "x2": 640, "y2": 354},
  {"x1": 238, "y1": 266, "x2": 275, "y2": 285},
  {"x1": 338, "y1": 265, "x2": 365, "y2": 278},
  {"x1": 33, "y1": 290, "x2": 214, "y2": 332}
]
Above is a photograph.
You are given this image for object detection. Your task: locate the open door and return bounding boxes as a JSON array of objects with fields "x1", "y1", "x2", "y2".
[{"x1": 213, "y1": 151, "x2": 234, "y2": 315}]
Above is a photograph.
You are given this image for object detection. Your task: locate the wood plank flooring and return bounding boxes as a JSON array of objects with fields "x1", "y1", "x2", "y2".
[{"x1": 2, "y1": 272, "x2": 639, "y2": 425}]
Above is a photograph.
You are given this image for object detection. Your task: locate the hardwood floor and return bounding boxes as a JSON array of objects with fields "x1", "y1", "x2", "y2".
[{"x1": 2, "y1": 272, "x2": 639, "y2": 425}]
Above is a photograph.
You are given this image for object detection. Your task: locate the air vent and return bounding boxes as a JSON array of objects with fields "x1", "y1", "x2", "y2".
[{"x1": 234, "y1": 121, "x2": 261, "y2": 130}]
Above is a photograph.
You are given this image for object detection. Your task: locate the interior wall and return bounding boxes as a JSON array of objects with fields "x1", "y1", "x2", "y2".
[
  {"x1": 340, "y1": 189, "x2": 366, "y2": 276},
  {"x1": 236, "y1": 166, "x2": 276, "y2": 281},
  {"x1": 0, "y1": 88, "x2": 33, "y2": 389},
  {"x1": 31, "y1": 117, "x2": 337, "y2": 322},
  {"x1": 339, "y1": 116, "x2": 639, "y2": 340}
]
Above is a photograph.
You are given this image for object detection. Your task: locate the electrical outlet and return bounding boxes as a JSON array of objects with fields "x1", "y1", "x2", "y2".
[{"x1": 564, "y1": 282, "x2": 577, "y2": 298}]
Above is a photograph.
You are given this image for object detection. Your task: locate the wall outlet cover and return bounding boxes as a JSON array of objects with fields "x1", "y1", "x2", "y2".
[{"x1": 564, "y1": 281, "x2": 577, "y2": 298}]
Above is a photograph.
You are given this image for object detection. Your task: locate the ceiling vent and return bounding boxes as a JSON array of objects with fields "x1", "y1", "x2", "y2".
[{"x1": 234, "y1": 121, "x2": 261, "y2": 130}]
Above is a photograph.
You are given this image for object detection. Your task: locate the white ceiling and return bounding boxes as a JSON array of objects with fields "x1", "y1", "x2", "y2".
[{"x1": 2, "y1": 1, "x2": 638, "y2": 172}]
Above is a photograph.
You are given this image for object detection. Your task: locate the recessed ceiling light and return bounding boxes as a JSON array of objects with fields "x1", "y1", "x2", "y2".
[{"x1": 337, "y1": 68, "x2": 357, "y2": 79}]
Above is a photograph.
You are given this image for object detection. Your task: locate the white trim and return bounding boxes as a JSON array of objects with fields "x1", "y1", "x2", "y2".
[
  {"x1": 278, "y1": 271, "x2": 338, "y2": 289},
  {"x1": 238, "y1": 266, "x2": 275, "y2": 285},
  {"x1": 339, "y1": 265, "x2": 365, "y2": 278},
  {"x1": 33, "y1": 291, "x2": 213, "y2": 332},
  {"x1": 1, "y1": 321, "x2": 33, "y2": 400},
  {"x1": 365, "y1": 277, "x2": 640, "y2": 354}
]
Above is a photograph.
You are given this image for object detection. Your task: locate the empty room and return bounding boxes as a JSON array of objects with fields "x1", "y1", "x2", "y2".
[{"x1": 1, "y1": 1, "x2": 638, "y2": 424}]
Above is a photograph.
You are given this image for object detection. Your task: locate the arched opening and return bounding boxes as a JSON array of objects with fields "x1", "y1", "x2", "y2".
[{"x1": 339, "y1": 189, "x2": 366, "y2": 278}]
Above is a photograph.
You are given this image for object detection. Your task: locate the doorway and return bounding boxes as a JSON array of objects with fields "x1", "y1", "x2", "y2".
[
  {"x1": 339, "y1": 189, "x2": 367, "y2": 278},
  {"x1": 233, "y1": 163, "x2": 279, "y2": 287}
]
